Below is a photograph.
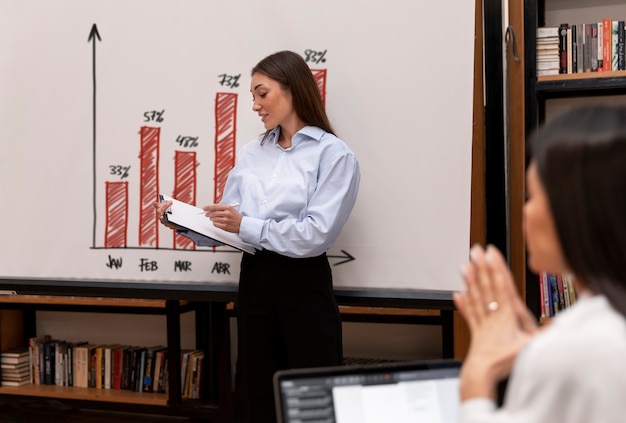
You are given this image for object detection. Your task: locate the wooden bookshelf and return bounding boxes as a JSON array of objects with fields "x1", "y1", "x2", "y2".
[
  {"x1": 0, "y1": 383, "x2": 168, "y2": 406},
  {"x1": 538, "y1": 69, "x2": 626, "y2": 82},
  {"x1": 0, "y1": 295, "x2": 225, "y2": 418},
  {"x1": 0, "y1": 295, "x2": 180, "y2": 308}
]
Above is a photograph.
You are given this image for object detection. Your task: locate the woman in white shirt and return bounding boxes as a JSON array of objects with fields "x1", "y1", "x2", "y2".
[
  {"x1": 155, "y1": 51, "x2": 360, "y2": 422},
  {"x1": 454, "y1": 104, "x2": 626, "y2": 423}
]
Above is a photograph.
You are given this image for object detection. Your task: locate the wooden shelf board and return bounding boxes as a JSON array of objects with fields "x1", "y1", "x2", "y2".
[
  {"x1": 338, "y1": 306, "x2": 440, "y2": 317},
  {"x1": 538, "y1": 70, "x2": 626, "y2": 82},
  {"x1": 225, "y1": 301, "x2": 439, "y2": 317},
  {"x1": 0, "y1": 384, "x2": 168, "y2": 405},
  {"x1": 0, "y1": 296, "x2": 189, "y2": 308}
]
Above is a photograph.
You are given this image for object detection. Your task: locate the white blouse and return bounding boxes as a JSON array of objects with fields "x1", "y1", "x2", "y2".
[{"x1": 460, "y1": 294, "x2": 626, "y2": 423}]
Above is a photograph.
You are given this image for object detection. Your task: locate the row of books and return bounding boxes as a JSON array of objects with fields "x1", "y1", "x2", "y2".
[
  {"x1": 539, "y1": 272, "x2": 577, "y2": 318},
  {"x1": 536, "y1": 19, "x2": 626, "y2": 76},
  {"x1": 180, "y1": 349, "x2": 204, "y2": 400},
  {"x1": 1, "y1": 347, "x2": 30, "y2": 387},
  {"x1": 27, "y1": 336, "x2": 170, "y2": 393}
]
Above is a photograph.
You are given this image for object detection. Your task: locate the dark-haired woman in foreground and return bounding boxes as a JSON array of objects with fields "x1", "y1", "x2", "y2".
[{"x1": 455, "y1": 104, "x2": 626, "y2": 422}]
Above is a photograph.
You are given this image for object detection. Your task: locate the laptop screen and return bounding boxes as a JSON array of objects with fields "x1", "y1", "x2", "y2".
[{"x1": 273, "y1": 359, "x2": 462, "y2": 423}]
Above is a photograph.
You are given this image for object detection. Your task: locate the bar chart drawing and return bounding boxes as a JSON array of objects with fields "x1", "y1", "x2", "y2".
[
  {"x1": 97, "y1": 94, "x2": 240, "y2": 253},
  {"x1": 95, "y1": 76, "x2": 326, "y2": 254},
  {"x1": 92, "y1": 27, "x2": 329, "y2": 256}
]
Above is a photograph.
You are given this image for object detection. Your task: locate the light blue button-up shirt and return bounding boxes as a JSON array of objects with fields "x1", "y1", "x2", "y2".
[{"x1": 221, "y1": 125, "x2": 360, "y2": 258}]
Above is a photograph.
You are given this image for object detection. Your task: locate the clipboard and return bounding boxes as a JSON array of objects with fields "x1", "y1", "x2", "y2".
[{"x1": 159, "y1": 194, "x2": 256, "y2": 254}]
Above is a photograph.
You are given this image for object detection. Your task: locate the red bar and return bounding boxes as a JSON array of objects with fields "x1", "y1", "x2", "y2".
[
  {"x1": 138, "y1": 126, "x2": 160, "y2": 247},
  {"x1": 104, "y1": 181, "x2": 128, "y2": 248},
  {"x1": 311, "y1": 69, "x2": 327, "y2": 105},
  {"x1": 214, "y1": 93, "x2": 237, "y2": 204},
  {"x1": 173, "y1": 151, "x2": 198, "y2": 250}
]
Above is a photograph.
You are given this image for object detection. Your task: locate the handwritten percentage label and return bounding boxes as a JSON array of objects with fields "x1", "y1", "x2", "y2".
[
  {"x1": 218, "y1": 73, "x2": 241, "y2": 89},
  {"x1": 176, "y1": 135, "x2": 199, "y2": 148},
  {"x1": 109, "y1": 165, "x2": 131, "y2": 179},
  {"x1": 143, "y1": 109, "x2": 165, "y2": 122},
  {"x1": 304, "y1": 49, "x2": 327, "y2": 64}
]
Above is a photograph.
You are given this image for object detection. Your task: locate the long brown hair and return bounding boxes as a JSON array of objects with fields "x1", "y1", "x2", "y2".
[
  {"x1": 530, "y1": 104, "x2": 626, "y2": 316},
  {"x1": 252, "y1": 51, "x2": 335, "y2": 141}
]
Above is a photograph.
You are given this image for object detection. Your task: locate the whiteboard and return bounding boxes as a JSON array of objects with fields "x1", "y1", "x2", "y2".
[{"x1": 0, "y1": 0, "x2": 475, "y2": 293}]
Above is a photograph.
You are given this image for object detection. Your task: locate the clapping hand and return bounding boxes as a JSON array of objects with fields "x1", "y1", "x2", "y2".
[{"x1": 454, "y1": 245, "x2": 538, "y2": 400}]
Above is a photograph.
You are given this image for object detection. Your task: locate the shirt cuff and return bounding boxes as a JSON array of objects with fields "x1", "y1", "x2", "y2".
[
  {"x1": 460, "y1": 398, "x2": 497, "y2": 422},
  {"x1": 238, "y1": 216, "x2": 264, "y2": 249}
]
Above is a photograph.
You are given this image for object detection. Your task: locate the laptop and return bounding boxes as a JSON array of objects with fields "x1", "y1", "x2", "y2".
[{"x1": 273, "y1": 359, "x2": 462, "y2": 423}]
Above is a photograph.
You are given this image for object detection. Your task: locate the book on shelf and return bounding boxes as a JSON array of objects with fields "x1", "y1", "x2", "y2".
[
  {"x1": 617, "y1": 21, "x2": 626, "y2": 70},
  {"x1": 591, "y1": 23, "x2": 599, "y2": 71},
  {"x1": 540, "y1": 18, "x2": 626, "y2": 75},
  {"x1": 536, "y1": 27, "x2": 560, "y2": 74},
  {"x1": 103, "y1": 344, "x2": 121, "y2": 389},
  {"x1": 142, "y1": 345, "x2": 166, "y2": 393},
  {"x1": 2, "y1": 363, "x2": 30, "y2": 379},
  {"x1": 537, "y1": 69, "x2": 560, "y2": 76},
  {"x1": 158, "y1": 351, "x2": 169, "y2": 394},
  {"x1": 54, "y1": 341, "x2": 68, "y2": 386},
  {"x1": 577, "y1": 23, "x2": 584, "y2": 73},
  {"x1": 180, "y1": 349, "x2": 204, "y2": 398},
  {"x1": 559, "y1": 23, "x2": 569, "y2": 74},
  {"x1": 1, "y1": 347, "x2": 29, "y2": 365},
  {"x1": 153, "y1": 349, "x2": 168, "y2": 393},
  {"x1": 73, "y1": 343, "x2": 95, "y2": 388},
  {"x1": 112, "y1": 345, "x2": 130, "y2": 390},
  {"x1": 182, "y1": 350, "x2": 204, "y2": 399},
  {"x1": 602, "y1": 18, "x2": 612, "y2": 71},
  {"x1": 571, "y1": 24, "x2": 578, "y2": 73},
  {"x1": 1, "y1": 379, "x2": 31, "y2": 387},
  {"x1": 2, "y1": 348, "x2": 31, "y2": 386},
  {"x1": 5, "y1": 337, "x2": 174, "y2": 393},
  {"x1": 539, "y1": 272, "x2": 578, "y2": 318},
  {"x1": 42, "y1": 339, "x2": 57, "y2": 385},
  {"x1": 537, "y1": 60, "x2": 560, "y2": 70},
  {"x1": 190, "y1": 353, "x2": 204, "y2": 399},
  {"x1": 537, "y1": 26, "x2": 559, "y2": 38},
  {"x1": 28, "y1": 334, "x2": 51, "y2": 385}
]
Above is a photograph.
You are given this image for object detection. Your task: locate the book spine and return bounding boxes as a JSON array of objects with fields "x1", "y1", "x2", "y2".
[
  {"x1": 104, "y1": 347, "x2": 111, "y2": 389},
  {"x1": 559, "y1": 23, "x2": 569, "y2": 73},
  {"x1": 562, "y1": 275, "x2": 571, "y2": 309},
  {"x1": 539, "y1": 273, "x2": 547, "y2": 317},
  {"x1": 618, "y1": 21, "x2": 625, "y2": 70},
  {"x1": 113, "y1": 348, "x2": 123, "y2": 390},
  {"x1": 567, "y1": 27, "x2": 573, "y2": 73},
  {"x1": 613, "y1": 20, "x2": 619, "y2": 70},
  {"x1": 43, "y1": 342, "x2": 54, "y2": 385},
  {"x1": 571, "y1": 24, "x2": 578, "y2": 73},
  {"x1": 556, "y1": 275, "x2": 566, "y2": 310},
  {"x1": 73, "y1": 347, "x2": 82, "y2": 388},
  {"x1": 591, "y1": 23, "x2": 598, "y2": 71},
  {"x1": 577, "y1": 24, "x2": 584, "y2": 73},
  {"x1": 67, "y1": 345, "x2": 73, "y2": 387},
  {"x1": 537, "y1": 26, "x2": 559, "y2": 38},
  {"x1": 597, "y1": 22, "x2": 603, "y2": 70},
  {"x1": 603, "y1": 19, "x2": 612, "y2": 71},
  {"x1": 143, "y1": 350, "x2": 154, "y2": 392},
  {"x1": 548, "y1": 274, "x2": 559, "y2": 316},
  {"x1": 583, "y1": 24, "x2": 593, "y2": 72},
  {"x1": 541, "y1": 272, "x2": 551, "y2": 317},
  {"x1": 537, "y1": 69, "x2": 559, "y2": 77}
]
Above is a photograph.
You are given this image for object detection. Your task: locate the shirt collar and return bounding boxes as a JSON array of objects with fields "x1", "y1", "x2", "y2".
[{"x1": 267, "y1": 126, "x2": 325, "y2": 146}]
